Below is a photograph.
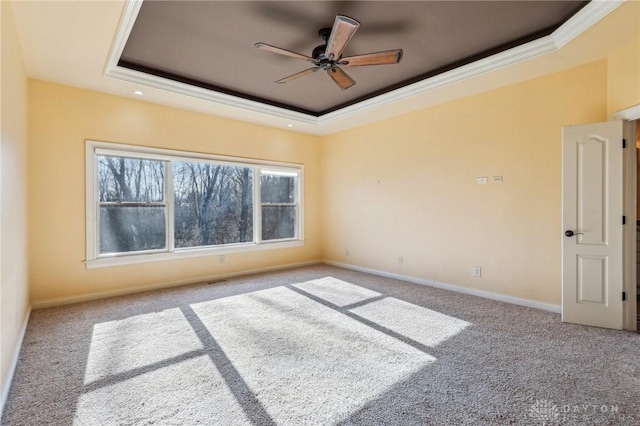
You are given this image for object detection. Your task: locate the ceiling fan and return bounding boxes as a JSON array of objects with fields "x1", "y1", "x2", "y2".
[{"x1": 255, "y1": 15, "x2": 403, "y2": 90}]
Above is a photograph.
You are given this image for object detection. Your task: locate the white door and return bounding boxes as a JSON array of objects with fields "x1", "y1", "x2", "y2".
[{"x1": 562, "y1": 121, "x2": 624, "y2": 329}]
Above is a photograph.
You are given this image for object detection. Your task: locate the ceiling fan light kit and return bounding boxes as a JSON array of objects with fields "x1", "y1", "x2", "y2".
[{"x1": 255, "y1": 15, "x2": 403, "y2": 91}]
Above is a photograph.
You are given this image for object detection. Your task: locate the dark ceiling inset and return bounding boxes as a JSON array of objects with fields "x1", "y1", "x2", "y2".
[{"x1": 119, "y1": 1, "x2": 587, "y2": 116}]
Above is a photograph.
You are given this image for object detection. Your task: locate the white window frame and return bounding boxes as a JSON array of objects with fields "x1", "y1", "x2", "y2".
[
  {"x1": 85, "y1": 140, "x2": 304, "y2": 269},
  {"x1": 259, "y1": 169, "x2": 300, "y2": 243}
]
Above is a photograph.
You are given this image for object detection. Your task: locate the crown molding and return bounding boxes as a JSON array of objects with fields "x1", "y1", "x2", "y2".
[
  {"x1": 553, "y1": 0, "x2": 624, "y2": 49},
  {"x1": 103, "y1": 0, "x2": 143, "y2": 78},
  {"x1": 104, "y1": 0, "x2": 623, "y2": 131},
  {"x1": 106, "y1": 66, "x2": 319, "y2": 125}
]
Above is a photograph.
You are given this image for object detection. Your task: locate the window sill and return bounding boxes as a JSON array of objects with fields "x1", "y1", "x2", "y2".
[{"x1": 85, "y1": 240, "x2": 304, "y2": 269}]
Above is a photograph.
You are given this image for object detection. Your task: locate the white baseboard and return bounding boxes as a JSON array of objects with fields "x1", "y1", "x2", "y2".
[
  {"x1": 323, "y1": 260, "x2": 561, "y2": 314},
  {"x1": 32, "y1": 258, "x2": 560, "y2": 313},
  {"x1": 1, "y1": 306, "x2": 31, "y2": 418},
  {"x1": 31, "y1": 260, "x2": 322, "y2": 309}
]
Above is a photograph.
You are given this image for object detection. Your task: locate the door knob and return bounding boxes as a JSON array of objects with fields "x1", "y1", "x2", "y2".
[{"x1": 564, "y1": 230, "x2": 584, "y2": 237}]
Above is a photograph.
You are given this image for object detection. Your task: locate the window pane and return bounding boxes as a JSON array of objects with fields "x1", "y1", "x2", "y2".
[
  {"x1": 262, "y1": 206, "x2": 295, "y2": 240},
  {"x1": 261, "y1": 175, "x2": 295, "y2": 203},
  {"x1": 98, "y1": 156, "x2": 164, "y2": 202},
  {"x1": 173, "y1": 162, "x2": 253, "y2": 248},
  {"x1": 99, "y1": 206, "x2": 166, "y2": 254}
]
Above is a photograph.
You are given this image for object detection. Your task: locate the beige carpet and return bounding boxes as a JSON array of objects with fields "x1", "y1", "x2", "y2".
[{"x1": 2, "y1": 265, "x2": 640, "y2": 425}]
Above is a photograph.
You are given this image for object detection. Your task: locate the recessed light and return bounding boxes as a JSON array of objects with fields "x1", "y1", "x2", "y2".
[
  {"x1": 133, "y1": 90, "x2": 144, "y2": 95},
  {"x1": 287, "y1": 124, "x2": 293, "y2": 128}
]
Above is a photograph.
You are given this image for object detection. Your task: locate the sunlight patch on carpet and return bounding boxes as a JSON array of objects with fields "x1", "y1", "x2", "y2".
[
  {"x1": 191, "y1": 285, "x2": 437, "y2": 424},
  {"x1": 83, "y1": 308, "x2": 203, "y2": 385},
  {"x1": 350, "y1": 296, "x2": 471, "y2": 347},
  {"x1": 74, "y1": 355, "x2": 250, "y2": 425},
  {"x1": 292, "y1": 276, "x2": 381, "y2": 306}
]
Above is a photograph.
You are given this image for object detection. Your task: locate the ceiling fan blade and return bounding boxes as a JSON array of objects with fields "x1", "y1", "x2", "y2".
[
  {"x1": 327, "y1": 67, "x2": 356, "y2": 90},
  {"x1": 275, "y1": 67, "x2": 319, "y2": 84},
  {"x1": 341, "y1": 49, "x2": 403, "y2": 67},
  {"x1": 325, "y1": 15, "x2": 360, "y2": 60},
  {"x1": 254, "y1": 43, "x2": 314, "y2": 62}
]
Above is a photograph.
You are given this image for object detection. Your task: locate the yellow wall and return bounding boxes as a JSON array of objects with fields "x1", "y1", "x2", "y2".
[
  {"x1": 1, "y1": 1, "x2": 30, "y2": 404},
  {"x1": 321, "y1": 61, "x2": 607, "y2": 305},
  {"x1": 582, "y1": 0, "x2": 640, "y2": 116},
  {"x1": 28, "y1": 81, "x2": 322, "y2": 303},
  {"x1": 606, "y1": 30, "x2": 640, "y2": 116}
]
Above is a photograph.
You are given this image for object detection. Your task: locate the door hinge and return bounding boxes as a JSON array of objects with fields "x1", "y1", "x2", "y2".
[
  {"x1": 622, "y1": 291, "x2": 626, "y2": 301},
  {"x1": 623, "y1": 215, "x2": 626, "y2": 225},
  {"x1": 623, "y1": 139, "x2": 627, "y2": 148}
]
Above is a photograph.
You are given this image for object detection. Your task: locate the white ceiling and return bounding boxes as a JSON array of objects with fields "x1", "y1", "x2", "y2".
[{"x1": 10, "y1": 0, "x2": 626, "y2": 136}]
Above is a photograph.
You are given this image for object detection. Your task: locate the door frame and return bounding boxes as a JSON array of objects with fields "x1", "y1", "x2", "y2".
[{"x1": 619, "y1": 110, "x2": 639, "y2": 331}]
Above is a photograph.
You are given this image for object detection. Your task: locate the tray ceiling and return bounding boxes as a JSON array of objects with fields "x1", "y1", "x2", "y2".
[{"x1": 119, "y1": 1, "x2": 587, "y2": 116}]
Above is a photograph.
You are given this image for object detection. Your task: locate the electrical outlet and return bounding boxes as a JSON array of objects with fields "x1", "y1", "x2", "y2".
[
  {"x1": 398, "y1": 256, "x2": 404, "y2": 264},
  {"x1": 345, "y1": 248, "x2": 349, "y2": 257},
  {"x1": 219, "y1": 255, "x2": 225, "y2": 264},
  {"x1": 492, "y1": 175, "x2": 503, "y2": 183},
  {"x1": 472, "y1": 266, "x2": 481, "y2": 277},
  {"x1": 476, "y1": 177, "x2": 488, "y2": 184}
]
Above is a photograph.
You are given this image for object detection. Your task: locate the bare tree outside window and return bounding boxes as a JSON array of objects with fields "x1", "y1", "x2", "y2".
[
  {"x1": 174, "y1": 162, "x2": 253, "y2": 248},
  {"x1": 97, "y1": 156, "x2": 166, "y2": 254},
  {"x1": 261, "y1": 174, "x2": 296, "y2": 241}
]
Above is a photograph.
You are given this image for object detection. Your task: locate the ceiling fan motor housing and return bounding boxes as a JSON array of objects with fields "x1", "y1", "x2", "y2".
[
  {"x1": 312, "y1": 44, "x2": 327, "y2": 61},
  {"x1": 318, "y1": 28, "x2": 332, "y2": 43},
  {"x1": 313, "y1": 28, "x2": 333, "y2": 62}
]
